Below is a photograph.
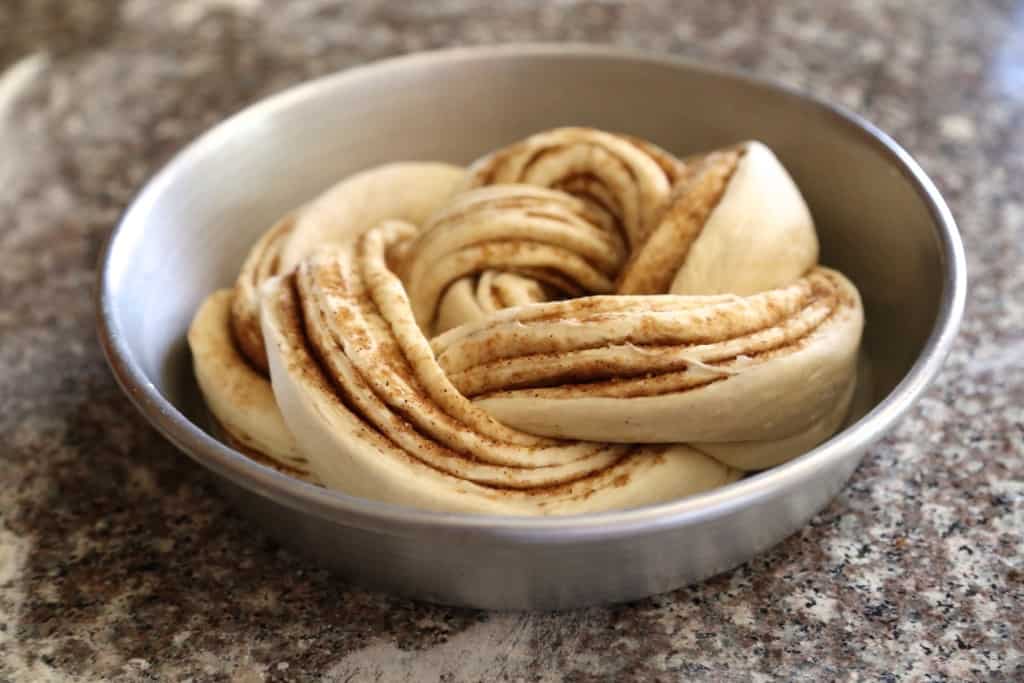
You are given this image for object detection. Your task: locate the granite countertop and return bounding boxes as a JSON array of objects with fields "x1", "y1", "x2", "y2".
[{"x1": 2, "y1": 0, "x2": 1022, "y2": 680}]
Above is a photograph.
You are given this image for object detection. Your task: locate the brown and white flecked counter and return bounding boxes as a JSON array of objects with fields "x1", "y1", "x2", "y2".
[{"x1": 1, "y1": 1, "x2": 1021, "y2": 680}]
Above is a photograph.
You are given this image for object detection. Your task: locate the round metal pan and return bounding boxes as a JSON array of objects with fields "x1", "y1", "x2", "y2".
[{"x1": 96, "y1": 45, "x2": 965, "y2": 609}]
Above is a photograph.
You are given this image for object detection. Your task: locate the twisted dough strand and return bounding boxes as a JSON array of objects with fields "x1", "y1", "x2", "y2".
[
  {"x1": 465, "y1": 127, "x2": 684, "y2": 248},
  {"x1": 190, "y1": 128, "x2": 863, "y2": 515},
  {"x1": 188, "y1": 163, "x2": 465, "y2": 481}
]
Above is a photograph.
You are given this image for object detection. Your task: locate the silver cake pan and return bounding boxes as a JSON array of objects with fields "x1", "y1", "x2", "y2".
[{"x1": 97, "y1": 45, "x2": 965, "y2": 609}]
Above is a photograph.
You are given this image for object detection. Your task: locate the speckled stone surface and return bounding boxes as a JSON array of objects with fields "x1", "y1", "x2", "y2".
[{"x1": 1, "y1": 0, "x2": 1022, "y2": 680}]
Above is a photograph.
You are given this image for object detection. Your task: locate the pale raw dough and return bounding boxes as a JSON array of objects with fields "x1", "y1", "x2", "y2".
[{"x1": 190, "y1": 128, "x2": 866, "y2": 515}]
